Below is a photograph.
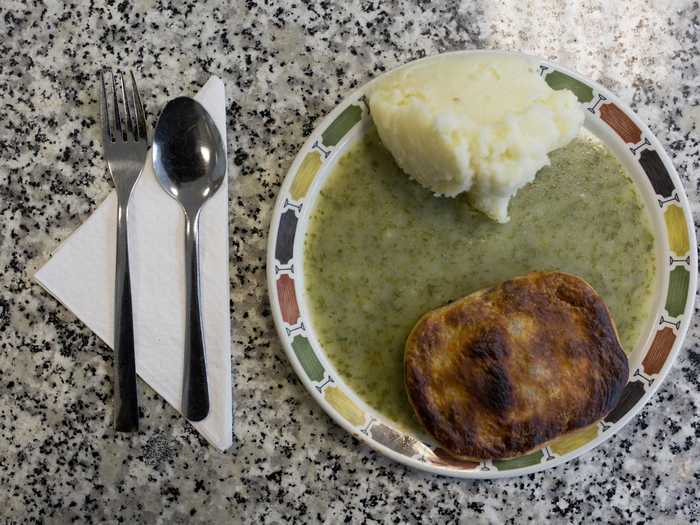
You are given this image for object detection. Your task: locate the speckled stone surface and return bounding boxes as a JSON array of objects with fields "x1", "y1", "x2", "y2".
[{"x1": 1, "y1": 1, "x2": 698, "y2": 523}]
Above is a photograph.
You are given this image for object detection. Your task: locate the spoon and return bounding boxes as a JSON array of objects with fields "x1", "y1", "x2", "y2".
[{"x1": 152, "y1": 97, "x2": 226, "y2": 421}]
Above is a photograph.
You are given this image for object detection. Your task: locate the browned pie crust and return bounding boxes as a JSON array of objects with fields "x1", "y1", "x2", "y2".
[{"x1": 404, "y1": 271, "x2": 628, "y2": 460}]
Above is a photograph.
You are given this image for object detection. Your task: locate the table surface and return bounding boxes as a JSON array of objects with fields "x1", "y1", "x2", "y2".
[{"x1": 1, "y1": 1, "x2": 699, "y2": 523}]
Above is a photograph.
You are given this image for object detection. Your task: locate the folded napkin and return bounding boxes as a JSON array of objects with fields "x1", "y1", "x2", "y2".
[{"x1": 35, "y1": 77, "x2": 232, "y2": 450}]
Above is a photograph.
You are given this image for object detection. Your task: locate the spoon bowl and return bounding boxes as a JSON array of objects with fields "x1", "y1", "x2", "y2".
[{"x1": 153, "y1": 97, "x2": 226, "y2": 209}]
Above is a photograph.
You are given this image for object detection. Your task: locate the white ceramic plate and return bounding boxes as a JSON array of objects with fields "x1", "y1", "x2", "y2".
[{"x1": 267, "y1": 51, "x2": 697, "y2": 478}]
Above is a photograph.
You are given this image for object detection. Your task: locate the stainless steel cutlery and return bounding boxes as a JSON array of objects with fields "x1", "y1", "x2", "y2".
[
  {"x1": 152, "y1": 97, "x2": 226, "y2": 422},
  {"x1": 99, "y1": 73, "x2": 221, "y2": 425},
  {"x1": 99, "y1": 71, "x2": 149, "y2": 432}
]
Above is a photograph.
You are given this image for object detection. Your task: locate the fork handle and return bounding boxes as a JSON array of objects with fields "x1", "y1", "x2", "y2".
[
  {"x1": 182, "y1": 208, "x2": 210, "y2": 422},
  {"x1": 113, "y1": 194, "x2": 139, "y2": 432}
]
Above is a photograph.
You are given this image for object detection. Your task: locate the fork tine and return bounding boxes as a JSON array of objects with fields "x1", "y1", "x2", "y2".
[
  {"x1": 111, "y1": 71, "x2": 123, "y2": 140},
  {"x1": 99, "y1": 71, "x2": 112, "y2": 142},
  {"x1": 130, "y1": 71, "x2": 147, "y2": 141},
  {"x1": 119, "y1": 72, "x2": 134, "y2": 140}
]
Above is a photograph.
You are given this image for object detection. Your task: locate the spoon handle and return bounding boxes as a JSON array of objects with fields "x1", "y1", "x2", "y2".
[{"x1": 183, "y1": 208, "x2": 210, "y2": 421}]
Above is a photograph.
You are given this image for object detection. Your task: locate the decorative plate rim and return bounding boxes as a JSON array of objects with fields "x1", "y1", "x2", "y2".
[{"x1": 266, "y1": 50, "x2": 698, "y2": 479}]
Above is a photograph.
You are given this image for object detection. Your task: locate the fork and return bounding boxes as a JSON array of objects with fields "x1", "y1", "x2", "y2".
[{"x1": 99, "y1": 71, "x2": 149, "y2": 432}]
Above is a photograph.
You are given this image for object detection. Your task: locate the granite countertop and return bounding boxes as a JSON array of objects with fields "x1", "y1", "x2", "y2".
[{"x1": 1, "y1": 1, "x2": 698, "y2": 523}]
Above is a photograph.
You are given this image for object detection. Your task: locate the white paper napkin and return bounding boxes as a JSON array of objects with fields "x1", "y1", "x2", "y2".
[{"x1": 35, "y1": 77, "x2": 233, "y2": 450}]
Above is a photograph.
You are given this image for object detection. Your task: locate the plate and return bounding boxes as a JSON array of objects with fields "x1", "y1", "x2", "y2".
[{"x1": 266, "y1": 51, "x2": 697, "y2": 478}]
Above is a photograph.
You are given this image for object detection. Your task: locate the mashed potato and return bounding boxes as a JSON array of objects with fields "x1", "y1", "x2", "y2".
[{"x1": 368, "y1": 54, "x2": 584, "y2": 222}]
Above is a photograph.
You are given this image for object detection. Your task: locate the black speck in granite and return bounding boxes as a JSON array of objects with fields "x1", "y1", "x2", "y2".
[{"x1": 1, "y1": 0, "x2": 700, "y2": 523}]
